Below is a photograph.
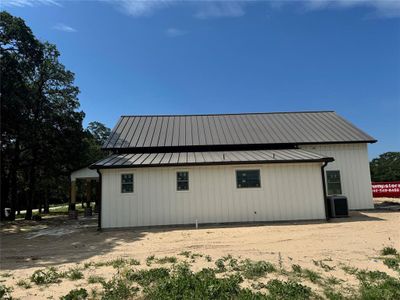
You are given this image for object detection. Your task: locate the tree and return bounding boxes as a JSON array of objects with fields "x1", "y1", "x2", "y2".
[
  {"x1": 370, "y1": 152, "x2": 400, "y2": 182},
  {"x1": 87, "y1": 121, "x2": 111, "y2": 145}
]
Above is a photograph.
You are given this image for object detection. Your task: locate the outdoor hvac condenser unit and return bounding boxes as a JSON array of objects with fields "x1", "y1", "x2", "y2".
[{"x1": 327, "y1": 196, "x2": 349, "y2": 218}]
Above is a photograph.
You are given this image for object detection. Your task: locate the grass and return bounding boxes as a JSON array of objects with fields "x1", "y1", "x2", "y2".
[
  {"x1": 126, "y1": 268, "x2": 170, "y2": 286},
  {"x1": 154, "y1": 256, "x2": 177, "y2": 264},
  {"x1": 0, "y1": 284, "x2": 13, "y2": 300},
  {"x1": 16, "y1": 279, "x2": 31, "y2": 289},
  {"x1": 381, "y1": 247, "x2": 398, "y2": 256},
  {"x1": 266, "y1": 279, "x2": 312, "y2": 300},
  {"x1": 146, "y1": 255, "x2": 156, "y2": 266},
  {"x1": 65, "y1": 267, "x2": 84, "y2": 281},
  {"x1": 101, "y1": 275, "x2": 139, "y2": 300},
  {"x1": 88, "y1": 275, "x2": 105, "y2": 284},
  {"x1": 290, "y1": 264, "x2": 322, "y2": 284},
  {"x1": 60, "y1": 288, "x2": 88, "y2": 300},
  {"x1": 383, "y1": 257, "x2": 399, "y2": 271},
  {"x1": 240, "y1": 259, "x2": 276, "y2": 279}
]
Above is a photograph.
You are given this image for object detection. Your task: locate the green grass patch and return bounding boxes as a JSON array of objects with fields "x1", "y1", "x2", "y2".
[
  {"x1": 290, "y1": 264, "x2": 321, "y2": 284},
  {"x1": 101, "y1": 276, "x2": 139, "y2": 300},
  {"x1": 65, "y1": 267, "x2": 84, "y2": 281},
  {"x1": 0, "y1": 284, "x2": 13, "y2": 300},
  {"x1": 87, "y1": 275, "x2": 105, "y2": 284},
  {"x1": 155, "y1": 256, "x2": 177, "y2": 264},
  {"x1": 126, "y1": 268, "x2": 170, "y2": 286},
  {"x1": 129, "y1": 258, "x2": 140, "y2": 266},
  {"x1": 383, "y1": 257, "x2": 400, "y2": 271},
  {"x1": 146, "y1": 255, "x2": 156, "y2": 266},
  {"x1": 359, "y1": 274, "x2": 400, "y2": 300},
  {"x1": 266, "y1": 279, "x2": 312, "y2": 300},
  {"x1": 240, "y1": 259, "x2": 276, "y2": 279}
]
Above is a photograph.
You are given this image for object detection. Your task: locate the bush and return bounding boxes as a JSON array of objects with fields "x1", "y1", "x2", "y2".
[
  {"x1": 381, "y1": 247, "x2": 398, "y2": 256},
  {"x1": 60, "y1": 288, "x2": 88, "y2": 300},
  {"x1": 0, "y1": 284, "x2": 13, "y2": 300},
  {"x1": 155, "y1": 256, "x2": 177, "y2": 264},
  {"x1": 66, "y1": 268, "x2": 84, "y2": 281},
  {"x1": 101, "y1": 276, "x2": 138, "y2": 300},
  {"x1": 266, "y1": 279, "x2": 312, "y2": 300},
  {"x1": 16, "y1": 279, "x2": 31, "y2": 289},
  {"x1": 383, "y1": 257, "x2": 399, "y2": 271},
  {"x1": 126, "y1": 268, "x2": 170, "y2": 286},
  {"x1": 215, "y1": 258, "x2": 226, "y2": 272},
  {"x1": 129, "y1": 258, "x2": 140, "y2": 266},
  {"x1": 30, "y1": 267, "x2": 62, "y2": 285},
  {"x1": 144, "y1": 265, "x2": 245, "y2": 299},
  {"x1": 240, "y1": 259, "x2": 276, "y2": 279},
  {"x1": 87, "y1": 275, "x2": 105, "y2": 284},
  {"x1": 359, "y1": 275, "x2": 400, "y2": 300},
  {"x1": 146, "y1": 255, "x2": 155, "y2": 266}
]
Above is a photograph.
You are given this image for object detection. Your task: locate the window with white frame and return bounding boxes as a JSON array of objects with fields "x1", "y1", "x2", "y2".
[
  {"x1": 236, "y1": 170, "x2": 261, "y2": 188},
  {"x1": 121, "y1": 174, "x2": 133, "y2": 193},
  {"x1": 326, "y1": 170, "x2": 342, "y2": 195},
  {"x1": 177, "y1": 171, "x2": 189, "y2": 191}
]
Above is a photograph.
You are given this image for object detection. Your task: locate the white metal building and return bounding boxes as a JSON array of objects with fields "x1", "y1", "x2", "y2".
[{"x1": 91, "y1": 111, "x2": 376, "y2": 229}]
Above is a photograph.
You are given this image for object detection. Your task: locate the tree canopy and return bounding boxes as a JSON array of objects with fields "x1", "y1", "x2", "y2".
[
  {"x1": 1, "y1": 11, "x2": 110, "y2": 220},
  {"x1": 370, "y1": 152, "x2": 400, "y2": 182}
]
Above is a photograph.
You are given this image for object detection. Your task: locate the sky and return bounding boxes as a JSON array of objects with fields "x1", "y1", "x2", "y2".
[{"x1": 3, "y1": 0, "x2": 400, "y2": 159}]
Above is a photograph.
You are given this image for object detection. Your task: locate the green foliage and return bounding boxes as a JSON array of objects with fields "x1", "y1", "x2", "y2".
[
  {"x1": 30, "y1": 267, "x2": 62, "y2": 285},
  {"x1": 101, "y1": 276, "x2": 139, "y2": 300},
  {"x1": 205, "y1": 255, "x2": 212, "y2": 262},
  {"x1": 16, "y1": 279, "x2": 31, "y2": 289},
  {"x1": 0, "y1": 284, "x2": 13, "y2": 300},
  {"x1": 143, "y1": 264, "x2": 245, "y2": 299},
  {"x1": 290, "y1": 264, "x2": 321, "y2": 284},
  {"x1": 323, "y1": 288, "x2": 346, "y2": 300},
  {"x1": 87, "y1": 121, "x2": 111, "y2": 145},
  {"x1": 60, "y1": 288, "x2": 88, "y2": 300},
  {"x1": 87, "y1": 275, "x2": 105, "y2": 284},
  {"x1": 240, "y1": 259, "x2": 276, "y2": 279},
  {"x1": 265, "y1": 279, "x2": 312, "y2": 300},
  {"x1": 110, "y1": 258, "x2": 127, "y2": 269},
  {"x1": 155, "y1": 256, "x2": 177, "y2": 264},
  {"x1": 65, "y1": 267, "x2": 84, "y2": 281},
  {"x1": 146, "y1": 255, "x2": 156, "y2": 266},
  {"x1": 383, "y1": 257, "x2": 400, "y2": 271},
  {"x1": 359, "y1": 274, "x2": 400, "y2": 300},
  {"x1": 126, "y1": 268, "x2": 170, "y2": 286},
  {"x1": 381, "y1": 247, "x2": 398, "y2": 256},
  {"x1": 370, "y1": 152, "x2": 400, "y2": 181},
  {"x1": 215, "y1": 258, "x2": 226, "y2": 272},
  {"x1": 340, "y1": 265, "x2": 359, "y2": 275},
  {"x1": 129, "y1": 258, "x2": 140, "y2": 266},
  {"x1": 178, "y1": 251, "x2": 191, "y2": 258}
]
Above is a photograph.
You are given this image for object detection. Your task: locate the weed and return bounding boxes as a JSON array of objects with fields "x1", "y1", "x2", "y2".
[
  {"x1": 324, "y1": 275, "x2": 343, "y2": 286},
  {"x1": 65, "y1": 267, "x2": 84, "y2": 281},
  {"x1": 240, "y1": 259, "x2": 276, "y2": 279},
  {"x1": 155, "y1": 256, "x2": 177, "y2": 264},
  {"x1": 60, "y1": 288, "x2": 88, "y2": 300},
  {"x1": 205, "y1": 255, "x2": 212, "y2": 262},
  {"x1": 110, "y1": 258, "x2": 126, "y2": 269},
  {"x1": 0, "y1": 273, "x2": 12, "y2": 278},
  {"x1": 215, "y1": 258, "x2": 226, "y2": 272},
  {"x1": 340, "y1": 265, "x2": 359, "y2": 275},
  {"x1": 324, "y1": 287, "x2": 346, "y2": 300},
  {"x1": 383, "y1": 257, "x2": 399, "y2": 271},
  {"x1": 266, "y1": 279, "x2": 312, "y2": 300},
  {"x1": 101, "y1": 276, "x2": 139, "y2": 300},
  {"x1": 312, "y1": 259, "x2": 335, "y2": 272},
  {"x1": 129, "y1": 258, "x2": 140, "y2": 266},
  {"x1": 303, "y1": 269, "x2": 322, "y2": 284},
  {"x1": 381, "y1": 247, "x2": 397, "y2": 256},
  {"x1": 357, "y1": 270, "x2": 389, "y2": 283},
  {"x1": 292, "y1": 264, "x2": 302, "y2": 274},
  {"x1": 16, "y1": 279, "x2": 31, "y2": 289},
  {"x1": 178, "y1": 251, "x2": 191, "y2": 258},
  {"x1": 83, "y1": 262, "x2": 92, "y2": 269},
  {"x1": 0, "y1": 284, "x2": 13, "y2": 300},
  {"x1": 87, "y1": 275, "x2": 105, "y2": 284},
  {"x1": 359, "y1": 274, "x2": 400, "y2": 300},
  {"x1": 30, "y1": 267, "x2": 62, "y2": 285},
  {"x1": 146, "y1": 255, "x2": 155, "y2": 266},
  {"x1": 126, "y1": 268, "x2": 170, "y2": 286}
]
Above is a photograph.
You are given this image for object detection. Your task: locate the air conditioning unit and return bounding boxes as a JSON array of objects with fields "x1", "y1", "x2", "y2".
[{"x1": 327, "y1": 195, "x2": 348, "y2": 218}]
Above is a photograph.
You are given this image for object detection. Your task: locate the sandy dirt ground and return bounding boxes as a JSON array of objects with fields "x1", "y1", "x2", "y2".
[{"x1": 0, "y1": 201, "x2": 399, "y2": 299}]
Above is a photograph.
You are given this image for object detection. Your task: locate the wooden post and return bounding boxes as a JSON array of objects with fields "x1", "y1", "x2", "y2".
[
  {"x1": 69, "y1": 180, "x2": 78, "y2": 219},
  {"x1": 71, "y1": 180, "x2": 77, "y2": 205}
]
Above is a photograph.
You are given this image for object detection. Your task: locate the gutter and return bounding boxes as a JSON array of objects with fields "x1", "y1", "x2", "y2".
[
  {"x1": 321, "y1": 161, "x2": 331, "y2": 221},
  {"x1": 96, "y1": 169, "x2": 102, "y2": 231}
]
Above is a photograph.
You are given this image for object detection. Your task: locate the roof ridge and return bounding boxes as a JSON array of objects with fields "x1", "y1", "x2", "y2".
[{"x1": 120, "y1": 111, "x2": 335, "y2": 118}]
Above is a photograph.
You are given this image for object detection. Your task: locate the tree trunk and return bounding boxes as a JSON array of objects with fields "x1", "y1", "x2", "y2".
[
  {"x1": 43, "y1": 190, "x2": 49, "y2": 214},
  {"x1": 25, "y1": 155, "x2": 37, "y2": 220},
  {"x1": 0, "y1": 176, "x2": 9, "y2": 221},
  {"x1": 9, "y1": 139, "x2": 20, "y2": 221}
]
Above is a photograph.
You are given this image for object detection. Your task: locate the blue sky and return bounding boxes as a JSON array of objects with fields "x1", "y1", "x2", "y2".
[{"x1": 3, "y1": 0, "x2": 400, "y2": 159}]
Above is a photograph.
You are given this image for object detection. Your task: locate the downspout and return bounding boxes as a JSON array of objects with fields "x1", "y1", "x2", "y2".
[
  {"x1": 96, "y1": 169, "x2": 102, "y2": 231},
  {"x1": 321, "y1": 161, "x2": 330, "y2": 221}
]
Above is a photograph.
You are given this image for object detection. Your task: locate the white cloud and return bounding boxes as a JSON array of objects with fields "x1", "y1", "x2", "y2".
[
  {"x1": 53, "y1": 23, "x2": 76, "y2": 33},
  {"x1": 287, "y1": 0, "x2": 400, "y2": 18},
  {"x1": 2, "y1": 0, "x2": 61, "y2": 7},
  {"x1": 103, "y1": 0, "x2": 172, "y2": 16},
  {"x1": 194, "y1": 2, "x2": 247, "y2": 19},
  {"x1": 165, "y1": 27, "x2": 187, "y2": 37}
]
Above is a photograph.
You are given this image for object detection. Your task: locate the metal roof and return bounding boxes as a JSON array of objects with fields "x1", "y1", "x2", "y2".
[
  {"x1": 91, "y1": 149, "x2": 333, "y2": 169},
  {"x1": 103, "y1": 111, "x2": 376, "y2": 150}
]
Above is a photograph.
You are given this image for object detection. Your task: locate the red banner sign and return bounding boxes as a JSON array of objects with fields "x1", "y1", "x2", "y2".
[{"x1": 372, "y1": 181, "x2": 400, "y2": 198}]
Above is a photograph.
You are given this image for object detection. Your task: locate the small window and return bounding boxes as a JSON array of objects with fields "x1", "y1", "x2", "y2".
[
  {"x1": 326, "y1": 170, "x2": 342, "y2": 195},
  {"x1": 121, "y1": 174, "x2": 133, "y2": 193},
  {"x1": 236, "y1": 170, "x2": 261, "y2": 188},
  {"x1": 177, "y1": 171, "x2": 189, "y2": 191}
]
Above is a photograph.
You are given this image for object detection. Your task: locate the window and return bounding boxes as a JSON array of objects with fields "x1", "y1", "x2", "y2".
[
  {"x1": 236, "y1": 170, "x2": 261, "y2": 188},
  {"x1": 177, "y1": 171, "x2": 189, "y2": 191},
  {"x1": 121, "y1": 174, "x2": 133, "y2": 193},
  {"x1": 326, "y1": 170, "x2": 342, "y2": 195}
]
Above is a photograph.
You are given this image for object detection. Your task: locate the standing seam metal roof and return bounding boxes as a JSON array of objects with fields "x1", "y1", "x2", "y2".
[{"x1": 103, "y1": 111, "x2": 376, "y2": 150}]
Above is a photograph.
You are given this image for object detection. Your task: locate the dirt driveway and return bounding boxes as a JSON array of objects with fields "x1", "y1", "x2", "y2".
[{"x1": 0, "y1": 209, "x2": 399, "y2": 299}]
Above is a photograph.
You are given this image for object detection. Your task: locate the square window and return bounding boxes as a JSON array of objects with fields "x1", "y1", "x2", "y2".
[
  {"x1": 326, "y1": 170, "x2": 342, "y2": 195},
  {"x1": 177, "y1": 171, "x2": 189, "y2": 191},
  {"x1": 121, "y1": 174, "x2": 133, "y2": 193},
  {"x1": 236, "y1": 170, "x2": 261, "y2": 188}
]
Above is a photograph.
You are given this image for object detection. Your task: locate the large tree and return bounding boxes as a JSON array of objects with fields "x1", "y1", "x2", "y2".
[
  {"x1": 370, "y1": 152, "x2": 400, "y2": 182},
  {"x1": 1, "y1": 11, "x2": 106, "y2": 220}
]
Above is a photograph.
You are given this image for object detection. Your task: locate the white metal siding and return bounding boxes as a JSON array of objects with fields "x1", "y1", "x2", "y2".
[
  {"x1": 100, "y1": 163, "x2": 325, "y2": 228},
  {"x1": 300, "y1": 143, "x2": 373, "y2": 210}
]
